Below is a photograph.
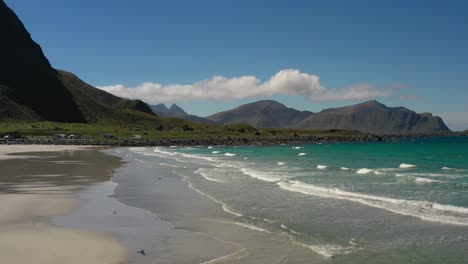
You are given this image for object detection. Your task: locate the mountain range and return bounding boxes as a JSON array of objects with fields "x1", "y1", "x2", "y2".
[
  {"x1": 149, "y1": 100, "x2": 449, "y2": 135},
  {"x1": 0, "y1": 1, "x2": 451, "y2": 135}
]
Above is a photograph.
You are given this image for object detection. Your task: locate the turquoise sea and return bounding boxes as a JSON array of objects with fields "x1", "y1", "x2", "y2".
[{"x1": 124, "y1": 137, "x2": 468, "y2": 263}]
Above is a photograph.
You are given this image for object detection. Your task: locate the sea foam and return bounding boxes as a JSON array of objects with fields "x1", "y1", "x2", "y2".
[
  {"x1": 298, "y1": 153, "x2": 307, "y2": 156},
  {"x1": 399, "y1": 163, "x2": 416, "y2": 169},
  {"x1": 317, "y1": 165, "x2": 328, "y2": 170},
  {"x1": 277, "y1": 180, "x2": 468, "y2": 226},
  {"x1": 225, "y1": 153, "x2": 237, "y2": 157},
  {"x1": 195, "y1": 168, "x2": 226, "y2": 183},
  {"x1": 414, "y1": 177, "x2": 442, "y2": 184},
  {"x1": 356, "y1": 168, "x2": 373, "y2": 174},
  {"x1": 241, "y1": 168, "x2": 282, "y2": 182}
]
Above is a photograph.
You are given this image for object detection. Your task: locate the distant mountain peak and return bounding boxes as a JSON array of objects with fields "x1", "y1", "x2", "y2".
[
  {"x1": 207, "y1": 100, "x2": 313, "y2": 128},
  {"x1": 168, "y1": 104, "x2": 187, "y2": 115}
]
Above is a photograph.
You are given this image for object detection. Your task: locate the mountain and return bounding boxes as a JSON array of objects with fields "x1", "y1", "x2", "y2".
[
  {"x1": 149, "y1": 103, "x2": 215, "y2": 124},
  {"x1": 150, "y1": 103, "x2": 187, "y2": 118},
  {"x1": 0, "y1": 1, "x2": 84, "y2": 122},
  {"x1": 58, "y1": 71, "x2": 156, "y2": 123},
  {"x1": 206, "y1": 100, "x2": 314, "y2": 128},
  {"x1": 0, "y1": 1, "x2": 155, "y2": 124},
  {"x1": 206, "y1": 100, "x2": 450, "y2": 134},
  {"x1": 297, "y1": 100, "x2": 450, "y2": 134},
  {"x1": 149, "y1": 104, "x2": 170, "y2": 116},
  {"x1": 168, "y1": 104, "x2": 187, "y2": 117}
]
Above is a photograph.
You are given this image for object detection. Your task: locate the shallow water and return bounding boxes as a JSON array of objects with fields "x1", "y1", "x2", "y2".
[{"x1": 118, "y1": 137, "x2": 468, "y2": 263}]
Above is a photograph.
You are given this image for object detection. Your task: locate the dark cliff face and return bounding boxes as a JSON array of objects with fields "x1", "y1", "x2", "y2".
[
  {"x1": 0, "y1": 1, "x2": 156, "y2": 123},
  {"x1": 0, "y1": 1, "x2": 85, "y2": 122}
]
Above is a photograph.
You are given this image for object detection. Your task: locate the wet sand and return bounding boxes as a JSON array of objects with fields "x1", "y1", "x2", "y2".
[
  {"x1": 0, "y1": 145, "x2": 332, "y2": 263},
  {"x1": 106, "y1": 148, "x2": 327, "y2": 263},
  {"x1": 0, "y1": 146, "x2": 127, "y2": 264}
]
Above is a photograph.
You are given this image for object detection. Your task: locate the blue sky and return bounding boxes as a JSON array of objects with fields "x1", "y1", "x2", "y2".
[{"x1": 6, "y1": 0, "x2": 468, "y2": 130}]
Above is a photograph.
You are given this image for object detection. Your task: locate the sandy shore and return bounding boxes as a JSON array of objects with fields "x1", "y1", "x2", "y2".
[
  {"x1": 0, "y1": 145, "x2": 127, "y2": 264},
  {"x1": 0, "y1": 145, "x2": 97, "y2": 160}
]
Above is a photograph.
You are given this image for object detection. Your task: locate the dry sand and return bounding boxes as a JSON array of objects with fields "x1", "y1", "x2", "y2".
[{"x1": 0, "y1": 145, "x2": 127, "y2": 264}]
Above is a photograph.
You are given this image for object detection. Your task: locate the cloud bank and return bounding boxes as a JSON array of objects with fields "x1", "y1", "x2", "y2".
[{"x1": 97, "y1": 69, "x2": 395, "y2": 103}]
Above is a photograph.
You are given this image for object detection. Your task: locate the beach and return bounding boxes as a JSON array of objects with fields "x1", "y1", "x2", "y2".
[
  {"x1": 2, "y1": 139, "x2": 468, "y2": 264},
  {"x1": 0, "y1": 145, "x2": 127, "y2": 264}
]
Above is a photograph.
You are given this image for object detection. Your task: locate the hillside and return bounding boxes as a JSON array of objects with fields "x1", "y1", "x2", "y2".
[
  {"x1": 296, "y1": 100, "x2": 450, "y2": 134},
  {"x1": 58, "y1": 70, "x2": 156, "y2": 124},
  {"x1": 206, "y1": 100, "x2": 313, "y2": 128},
  {"x1": 0, "y1": 1, "x2": 156, "y2": 125},
  {"x1": 205, "y1": 100, "x2": 450, "y2": 134},
  {"x1": 0, "y1": 1, "x2": 84, "y2": 122}
]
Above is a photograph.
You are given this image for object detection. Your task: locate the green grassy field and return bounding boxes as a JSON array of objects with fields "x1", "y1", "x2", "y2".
[{"x1": 0, "y1": 121, "x2": 368, "y2": 141}]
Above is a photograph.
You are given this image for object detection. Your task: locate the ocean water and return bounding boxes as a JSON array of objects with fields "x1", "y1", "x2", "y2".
[{"x1": 124, "y1": 137, "x2": 468, "y2": 263}]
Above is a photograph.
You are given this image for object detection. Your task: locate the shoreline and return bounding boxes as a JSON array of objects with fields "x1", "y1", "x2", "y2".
[
  {"x1": 106, "y1": 147, "x2": 332, "y2": 263},
  {"x1": 0, "y1": 135, "x2": 429, "y2": 147},
  {"x1": 0, "y1": 146, "x2": 128, "y2": 264}
]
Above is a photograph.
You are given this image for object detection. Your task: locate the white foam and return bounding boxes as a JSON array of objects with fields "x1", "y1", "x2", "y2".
[
  {"x1": 291, "y1": 241, "x2": 352, "y2": 258},
  {"x1": 224, "y1": 153, "x2": 237, "y2": 157},
  {"x1": 356, "y1": 168, "x2": 373, "y2": 174},
  {"x1": 178, "y1": 152, "x2": 216, "y2": 162},
  {"x1": 298, "y1": 153, "x2": 307, "y2": 156},
  {"x1": 241, "y1": 168, "x2": 282, "y2": 182},
  {"x1": 212, "y1": 151, "x2": 220, "y2": 154},
  {"x1": 340, "y1": 167, "x2": 351, "y2": 171},
  {"x1": 317, "y1": 165, "x2": 328, "y2": 170},
  {"x1": 207, "y1": 146, "x2": 213, "y2": 149},
  {"x1": 232, "y1": 222, "x2": 271, "y2": 233},
  {"x1": 277, "y1": 162, "x2": 286, "y2": 165},
  {"x1": 374, "y1": 170, "x2": 385, "y2": 175},
  {"x1": 442, "y1": 167, "x2": 465, "y2": 172},
  {"x1": 153, "y1": 147, "x2": 177, "y2": 156},
  {"x1": 414, "y1": 177, "x2": 442, "y2": 184},
  {"x1": 129, "y1": 147, "x2": 146, "y2": 152},
  {"x1": 195, "y1": 168, "x2": 226, "y2": 183},
  {"x1": 399, "y1": 163, "x2": 416, "y2": 169},
  {"x1": 176, "y1": 172, "x2": 243, "y2": 217},
  {"x1": 292, "y1": 146, "x2": 303, "y2": 149},
  {"x1": 277, "y1": 180, "x2": 468, "y2": 226},
  {"x1": 396, "y1": 172, "x2": 461, "y2": 179}
]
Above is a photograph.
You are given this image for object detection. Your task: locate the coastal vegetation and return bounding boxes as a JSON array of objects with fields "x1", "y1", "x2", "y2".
[{"x1": 0, "y1": 121, "x2": 368, "y2": 141}]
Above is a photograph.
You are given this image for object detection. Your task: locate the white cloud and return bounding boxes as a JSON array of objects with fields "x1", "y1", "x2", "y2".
[{"x1": 97, "y1": 69, "x2": 394, "y2": 103}]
